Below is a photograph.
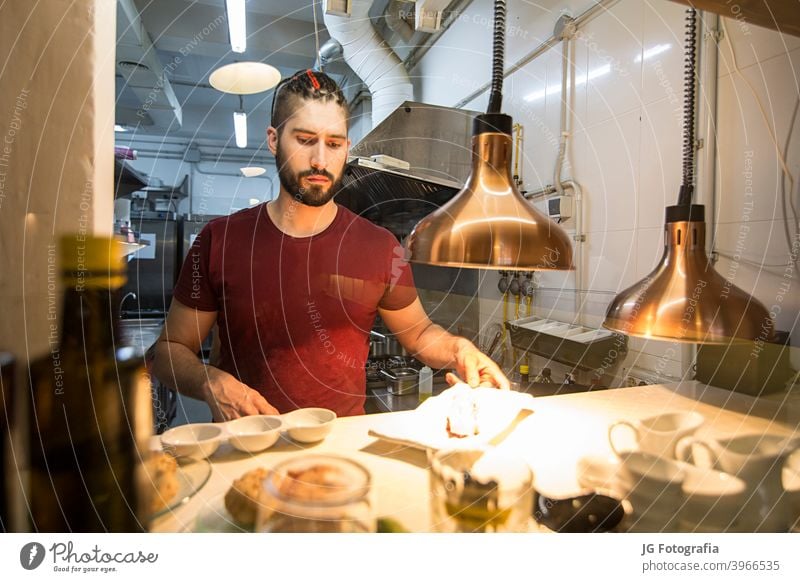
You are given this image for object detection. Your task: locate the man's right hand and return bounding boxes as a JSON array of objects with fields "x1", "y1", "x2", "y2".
[{"x1": 202, "y1": 367, "x2": 279, "y2": 421}]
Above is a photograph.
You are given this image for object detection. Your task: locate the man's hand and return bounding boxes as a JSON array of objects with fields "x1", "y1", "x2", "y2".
[
  {"x1": 379, "y1": 299, "x2": 509, "y2": 389},
  {"x1": 450, "y1": 340, "x2": 510, "y2": 390},
  {"x1": 202, "y1": 367, "x2": 279, "y2": 421}
]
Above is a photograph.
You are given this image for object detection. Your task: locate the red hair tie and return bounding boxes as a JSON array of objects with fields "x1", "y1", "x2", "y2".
[{"x1": 306, "y1": 69, "x2": 321, "y2": 90}]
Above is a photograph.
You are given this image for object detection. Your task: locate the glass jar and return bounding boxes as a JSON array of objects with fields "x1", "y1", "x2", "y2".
[
  {"x1": 255, "y1": 455, "x2": 374, "y2": 533},
  {"x1": 429, "y1": 448, "x2": 534, "y2": 533}
]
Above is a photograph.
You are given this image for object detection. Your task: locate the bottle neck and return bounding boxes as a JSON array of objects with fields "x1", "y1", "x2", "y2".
[{"x1": 60, "y1": 282, "x2": 121, "y2": 351}]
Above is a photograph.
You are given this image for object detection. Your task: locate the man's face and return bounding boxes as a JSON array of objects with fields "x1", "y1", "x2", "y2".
[{"x1": 268, "y1": 99, "x2": 349, "y2": 207}]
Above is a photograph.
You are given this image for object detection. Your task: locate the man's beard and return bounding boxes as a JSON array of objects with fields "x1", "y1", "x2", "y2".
[{"x1": 275, "y1": 147, "x2": 343, "y2": 208}]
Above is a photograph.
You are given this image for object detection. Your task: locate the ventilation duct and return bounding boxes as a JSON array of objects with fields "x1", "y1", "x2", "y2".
[
  {"x1": 116, "y1": 0, "x2": 182, "y2": 130},
  {"x1": 323, "y1": 0, "x2": 414, "y2": 128}
]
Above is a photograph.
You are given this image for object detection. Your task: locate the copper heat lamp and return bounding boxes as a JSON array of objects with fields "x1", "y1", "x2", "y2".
[
  {"x1": 603, "y1": 9, "x2": 773, "y2": 344},
  {"x1": 405, "y1": 0, "x2": 573, "y2": 271}
]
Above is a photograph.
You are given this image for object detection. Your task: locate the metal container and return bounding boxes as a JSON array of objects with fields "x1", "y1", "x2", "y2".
[
  {"x1": 370, "y1": 330, "x2": 409, "y2": 357},
  {"x1": 384, "y1": 335, "x2": 410, "y2": 357},
  {"x1": 380, "y1": 367, "x2": 419, "y2": 395},
  {"x1": 505, "y1": 316, "x2": 627, "y2": 373},
  {"x1": 369, "y1": 331, "x2": 388, "y2": 358}
]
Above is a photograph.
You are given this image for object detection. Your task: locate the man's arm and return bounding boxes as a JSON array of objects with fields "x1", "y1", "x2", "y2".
[
  {"x1": 379, "y1": 299, "x2": 510, "y2": 389},
  {"x1": 151, "y1": 299, "x2": 278, "y2": 420}
]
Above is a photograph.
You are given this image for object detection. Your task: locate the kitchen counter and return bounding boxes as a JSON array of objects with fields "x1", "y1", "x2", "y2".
[{"x1": 149, "y1": 380, "x2": 799, "y2": 533}]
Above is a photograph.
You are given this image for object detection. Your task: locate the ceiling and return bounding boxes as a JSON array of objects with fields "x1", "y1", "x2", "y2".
[{"x1": 115, "y1": 0, "x2": 354, "y2": 148}]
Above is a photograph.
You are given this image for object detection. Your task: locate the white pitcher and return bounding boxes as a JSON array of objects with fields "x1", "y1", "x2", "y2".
[
  {"x1": 608, "y1": 412, "x2": 704, "y2": 458},
  {"x1": 676, "y1": 434, "x2": 800, "y2": 532}
]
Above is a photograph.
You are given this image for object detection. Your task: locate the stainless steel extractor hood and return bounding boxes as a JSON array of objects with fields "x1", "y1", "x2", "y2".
[{"x1": 337, "y1": 100, "x2": 479, "y2": 238}]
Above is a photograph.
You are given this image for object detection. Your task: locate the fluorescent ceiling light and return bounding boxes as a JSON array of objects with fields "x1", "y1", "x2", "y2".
[
  {"x1": 226, "y1": 0, "x2": 247, "y2": 53},
  {"x1": 209, "y1": 62, "x2": 281, "y2": 95},
  {"x1": 240, "y1": 166, "x2": 266, "y2": 177},
  {"x1": 233, "y1": 110, "x2": 247, "y2": 148}
]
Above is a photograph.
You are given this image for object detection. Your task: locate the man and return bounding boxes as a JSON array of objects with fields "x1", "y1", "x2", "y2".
[{"x1": 152, "y1": 69, "x2": 508, "y2": 421}]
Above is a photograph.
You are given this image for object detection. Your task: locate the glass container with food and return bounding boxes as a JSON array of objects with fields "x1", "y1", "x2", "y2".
[{"x1": 255, "y1": 455, "x2": 374, "y2": 533}]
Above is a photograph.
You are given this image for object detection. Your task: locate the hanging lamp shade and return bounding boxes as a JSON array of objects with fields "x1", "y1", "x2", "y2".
[
  {"x1": 603, "y1": 8, "x2": 773, "y2": 344},
  {"x1": 209, "y1": 62, "x2": 281, "y2": 95},
  {"x1": 405, "y1": 0, "x2": 573, "y2": 271},
  {"x1": 603, "y1": 204, "x2": 773, "y2": 344},
  {"x1": 405, "y1": 115, "x2": 573, "y2": 270}
]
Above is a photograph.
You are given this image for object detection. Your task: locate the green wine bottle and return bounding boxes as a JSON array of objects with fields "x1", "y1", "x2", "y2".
[
  {"x1": 0, "y1": 352, "x2": 14, "y2": 532},
  {"x1": 27, "y1": 235, "x2": 152, "y2": 532}
]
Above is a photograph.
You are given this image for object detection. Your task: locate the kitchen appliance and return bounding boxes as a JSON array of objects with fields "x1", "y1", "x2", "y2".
[
  {"x1": 115, "y1": 164, "x2": 189, "y2": 317},
  {"x1": 337, "y1": 101, "x2": 473, "y2": 228},
  {"x1": 180, "y1": 215, "x2": 224, "y2": 260},
  {"x1": 121, "y1": 213, "x2": 179, "y2": 316},
  {"x1": 603, "y1": 8, "x2": 771, "y2": 344},
  {"x1": 695, "y1": 330, "x2": 795, "y2": 396},
  {"x1": 404, "y1": 0, "x2": 573, "y2": 271},
  {"x1": 505, "y1": 316, "x2": 627, "y2": 382}
]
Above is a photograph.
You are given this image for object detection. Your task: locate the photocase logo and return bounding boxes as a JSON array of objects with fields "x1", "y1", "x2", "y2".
[{"x1": 20, "y1": 542, "x2": 46, "y2": 570}]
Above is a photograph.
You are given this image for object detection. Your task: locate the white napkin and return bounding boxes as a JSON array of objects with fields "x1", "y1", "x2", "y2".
[{"x1": 368, "y1": 384, "x2": 535, "y2": 451}]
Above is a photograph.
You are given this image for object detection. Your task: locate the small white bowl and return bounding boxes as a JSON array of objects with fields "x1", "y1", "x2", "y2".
[
  {"x1": 284, "y1": 408, "x2": 336, "y2": 443},
  {"x1": 161, "y1": 423, "x2": 224, "y2": 460},
  {"x1": 226, "y1": 415, "x2": 284, "y2": 453}
]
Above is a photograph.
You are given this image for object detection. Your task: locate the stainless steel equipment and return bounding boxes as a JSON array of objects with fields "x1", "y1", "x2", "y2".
[
  {"x1": 337, "y1": 101, "x2": 475, "y2": 235},
  {"x1": 505, "y1": 316, "x2": 627, "y2": 379},
  {"x1": 121, "y1": 214, "x2": 179, "y2": 316},
  {"x1": 350, "y1": 101, "x2": 477, "y2": 183},
  {"x1": 180, "y1": 215, "x2": 223, "y2": 260},
  {"x1": 385, "y1": 336, "x2": 409, "y2": 357},
  {"x1": 369, "y1": 331, "x2": 388, "y2": 358},
  {"x1": 380, "y1": 367, "x2": 419, "y2": 395}
]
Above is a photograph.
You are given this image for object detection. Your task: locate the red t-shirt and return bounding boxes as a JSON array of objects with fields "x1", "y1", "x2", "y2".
[{"x1": 172, "y1": 204, "x2": 417, "y2": 416}]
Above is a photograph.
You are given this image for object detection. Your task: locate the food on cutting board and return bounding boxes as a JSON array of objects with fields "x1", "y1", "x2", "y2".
[
  {"x1": 445, "y1": 383, "x2": 479, "y2": 438},
  {"x1": 143, "y1": 451, "x2": 180, "y2": 514},
  {"x1": 224, "y1": 467, "x2": 269, "y2": 528}
]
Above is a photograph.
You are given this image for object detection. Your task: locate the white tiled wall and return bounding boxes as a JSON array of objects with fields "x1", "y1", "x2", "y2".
[{"x1": 411, "y1": 0, "x2": 800, "y2": 382}]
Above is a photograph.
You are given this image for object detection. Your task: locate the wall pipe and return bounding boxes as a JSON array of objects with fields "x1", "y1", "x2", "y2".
[
  {"x1": 697, "y1": 12, "x2": 720, "y2": 261},
  {"x1": 453, "y1": 0, "x2": 620, "y2": 109},
  {"x1": 130, "y1": 148, "x2": 276, "y2": 169}
]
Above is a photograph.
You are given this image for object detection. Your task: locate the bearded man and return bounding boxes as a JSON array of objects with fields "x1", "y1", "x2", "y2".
[{"x1": 152, "y1": 69, "x2": 508, "y2": 420}]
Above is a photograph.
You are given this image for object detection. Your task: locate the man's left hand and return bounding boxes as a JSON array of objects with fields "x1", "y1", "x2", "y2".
[{"x1": 451, "y1": 340, "x2": 510, "y2": 389}]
